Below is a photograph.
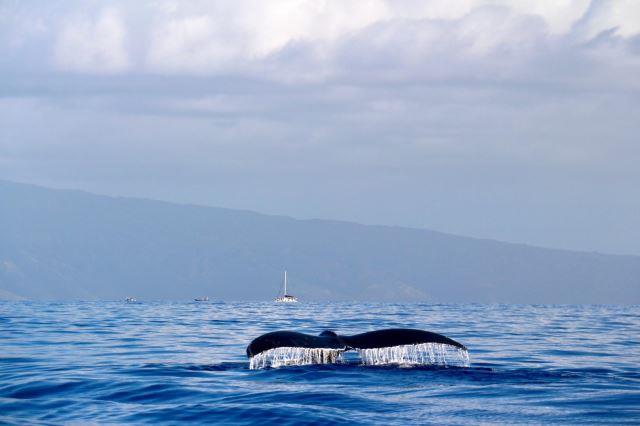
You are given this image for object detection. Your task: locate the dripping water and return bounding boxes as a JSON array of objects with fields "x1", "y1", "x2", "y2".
[
  {"x1": 357, "y1": 343, "x2": 470, "y2": 367},
  {"x1": 249, "y1": 343, "x2": 470, "y2": 369},
  {"x1": 249, "y1": 347, "x2": 346, "y2": 369}
]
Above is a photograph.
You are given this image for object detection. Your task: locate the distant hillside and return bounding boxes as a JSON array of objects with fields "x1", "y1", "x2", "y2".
[{"x1": 1, "y1": 180, "x2": 638, "y2": 303}]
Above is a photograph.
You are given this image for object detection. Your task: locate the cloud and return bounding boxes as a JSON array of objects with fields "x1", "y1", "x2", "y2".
[
  {"x1": 1, "y1": 0, "x2": 639, "y2": 255},
  {"x1": 578, "y1": 0, "x2": 640, "y2": 38},
  {"x1": 53, "y1": 8, "x2": 129, "y2": 74},
  {"x1": 2, "y1": 0, "x2": 639, "y2": 81}
]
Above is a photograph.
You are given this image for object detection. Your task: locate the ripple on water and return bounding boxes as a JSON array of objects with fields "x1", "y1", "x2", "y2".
[{"x1": 0, "y1": 302, "x2": 639, "y2": 424}]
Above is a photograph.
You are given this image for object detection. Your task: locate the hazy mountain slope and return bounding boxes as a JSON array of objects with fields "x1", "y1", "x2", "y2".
[{"x1": 1, "y1": 180, "x2": 638, "y2": 303}]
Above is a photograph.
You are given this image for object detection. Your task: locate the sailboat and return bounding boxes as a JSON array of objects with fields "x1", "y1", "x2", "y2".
[{"x1": 275, "y1": 270, "x2": 298, "y2": 303}]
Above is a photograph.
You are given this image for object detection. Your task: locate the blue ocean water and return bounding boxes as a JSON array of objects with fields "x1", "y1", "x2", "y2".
[{"x1": 1, "y1": 302, "x2": 639, "y2": 425}]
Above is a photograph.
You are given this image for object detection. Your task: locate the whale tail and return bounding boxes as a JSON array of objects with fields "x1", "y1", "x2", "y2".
[
  {"x1": 342, "y1": 328, "x2": 466, "y2": 351},
  {"x1": 246, "y1": 328, "x2": 469, "y2": 369}
]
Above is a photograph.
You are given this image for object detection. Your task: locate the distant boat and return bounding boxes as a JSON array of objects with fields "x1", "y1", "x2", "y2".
[
  {"x1": 124, "y1": 297, "x2": 137, "y2": 303},
  {"x1": 194, "y1": 296, "x2": 209, "y2": 302},
  {"x1": 275, "y1": 270, "x2": 298, "y2": 303}
]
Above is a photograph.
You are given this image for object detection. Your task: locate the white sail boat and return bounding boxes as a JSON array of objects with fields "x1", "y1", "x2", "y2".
[{"x1": 275, "y1": 270, "x2": 298, "y2": 303}]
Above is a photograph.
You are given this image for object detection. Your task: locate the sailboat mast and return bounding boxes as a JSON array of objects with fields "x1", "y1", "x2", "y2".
[{"x1": 284, "y1": 270, "x2": 287, "y2": 295}]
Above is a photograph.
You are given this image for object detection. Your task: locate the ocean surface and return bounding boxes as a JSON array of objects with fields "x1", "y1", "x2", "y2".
[{"x1": 1, "y1": 302, "x2": 639, "y2": 425}]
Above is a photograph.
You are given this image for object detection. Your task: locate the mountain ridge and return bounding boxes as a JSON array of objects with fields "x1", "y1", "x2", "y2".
[
  {"x1": 6, "y1": 179, "x2": 633, "y2": 257},
  {"x1": 1, "y1": 180, "x2": 638, "y2": 303}
]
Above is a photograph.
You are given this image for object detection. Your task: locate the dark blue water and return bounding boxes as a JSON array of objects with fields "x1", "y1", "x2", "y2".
[{"x1": 1, "y1": 302, "x2": 639, "y2": 424}]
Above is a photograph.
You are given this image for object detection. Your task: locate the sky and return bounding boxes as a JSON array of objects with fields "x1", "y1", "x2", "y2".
[{"x1": 1, "y1": 0, "x2": 639, "y2": 256}]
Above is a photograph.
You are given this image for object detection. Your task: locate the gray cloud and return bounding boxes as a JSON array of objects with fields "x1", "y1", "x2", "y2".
[{"x1": 1, "y1": 0, "x2": 639, "y2": 255}]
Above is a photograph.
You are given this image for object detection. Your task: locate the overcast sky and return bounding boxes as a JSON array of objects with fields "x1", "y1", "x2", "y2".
[{"x1": 1, "y1": 0, "x2": 639, "y2": 255}]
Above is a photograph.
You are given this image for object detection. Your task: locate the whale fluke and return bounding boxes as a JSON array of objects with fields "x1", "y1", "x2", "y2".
[
  {"x1": 246, "y1": 328, "x2": 466, "y2": 358},
  {"x1": 342, "y1": 328, "x2": 466, "y2": 351},
  {"x1": 246, "y1": 330, "x2": 345, "y2": 358}
]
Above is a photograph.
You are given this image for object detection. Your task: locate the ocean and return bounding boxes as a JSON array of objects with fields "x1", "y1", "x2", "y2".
[{"x1": 1, "y1": 302, "x2": 639, "y2": 424}]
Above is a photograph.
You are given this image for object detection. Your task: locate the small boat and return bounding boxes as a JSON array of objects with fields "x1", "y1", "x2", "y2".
[
  {"x1": 194, "y1": 296, "x2": 209, "y2": 302},
  {"x1": 124, "y1": 297, "x2": 137, "y2": 303},
  {"x1": 275, "y1": 270, "x2": 298, "y2": 303}
]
